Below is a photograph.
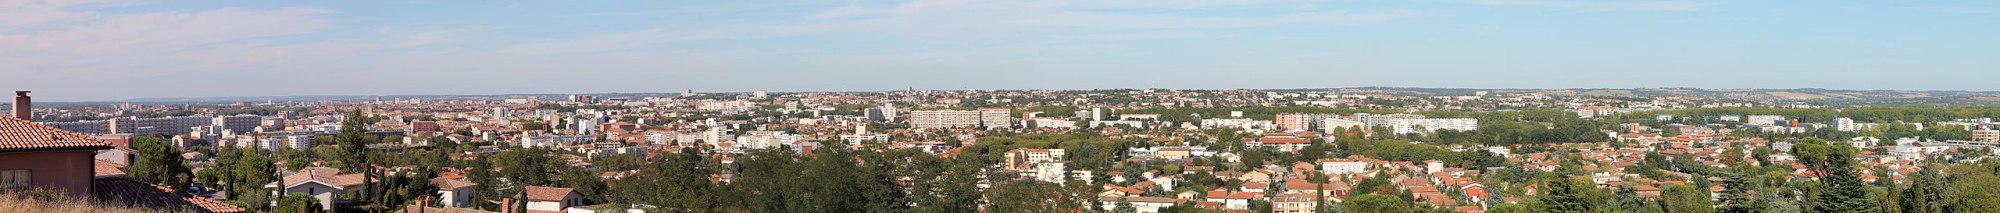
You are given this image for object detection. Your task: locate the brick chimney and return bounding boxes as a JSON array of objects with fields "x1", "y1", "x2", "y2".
[{"x1": 11, "y1": 91, "x2": 27, "y2": 121}]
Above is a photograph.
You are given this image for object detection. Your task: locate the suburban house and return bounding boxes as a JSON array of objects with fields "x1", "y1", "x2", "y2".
[
  {"x1": 432, "y1": 177, "x2": 479, "y2": 208},
  {"x1": 4, "y1": 115, "x2": 243, "y2": 212},
  {"x1": 1, "y1": 115, "x2": 114, "y2": 197},
  {"x1": 525, "y1": 186, "x2": 585, "y2": 213},
  {"x1": 1097, "y1": 196, "x2": 1177, "y2": 213},
  {"x1": 266, "y1": 167, "x2": 369, "y2": 211}
]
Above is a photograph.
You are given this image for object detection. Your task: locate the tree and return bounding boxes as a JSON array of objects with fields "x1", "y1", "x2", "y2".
[
  {"x1": 1715, "y1": 173, "x2": 1764, "y2": 213},
  {"x1": 1901, "y1": 165, "x2": 1947, "y2": 213},
  {"x1": 335, "y1": 109, "x2": 376, "y2": 204},
  {"x1": 1537, "y1": 176, "x2": 1596, "y2": 213},
  {"x1": 1662, "y1": 184, "x2": 1715, "y2": 213},
  {"x1": 1813, "y1": 145, "x2": 1878, "y2": 212},
  {"x1": 276, "y1": 193, "x2": 323, "y2": 213},
  {"x1": 1114, "y1": 197, "x2": 1137, "y2": 213},
  {"x1": 128, "y1": 136, "x2": 192, "y2": 191},
  {"x1": 1341, "y1": 194, "x2": 1414, "y2": 213}
]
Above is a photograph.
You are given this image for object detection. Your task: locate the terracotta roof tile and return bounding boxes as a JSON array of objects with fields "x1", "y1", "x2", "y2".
[
  {"x1": 524, "y1": 186, "x2": 576, "y2": 201},
  {"x1": 0, "y1": 116, "x2": 111, "y2": 151},
  {"x1": 432, "y1": 177, "x2": 478, "y2": 189},
  {"x1": 95, "y1": 160, "x2": 126, "y2": 177},
  {"x1": 93, "y1": 177, "x2": 246, "y2": 213}
]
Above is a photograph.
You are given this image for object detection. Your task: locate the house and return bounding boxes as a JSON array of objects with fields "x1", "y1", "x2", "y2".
[
  {"x1": 526, "y1": 186, "x2": 587, "y2": 213},
  {"x1": 3, "y1": 116, "x2": 239, "y2": 212},
  {"x1": 1205, "y1": 189, "x2": 1259, "y2": 210},
  {"x1": 567, "y1": 203, "x2": 655, "y2": 213},
  {"x1": 433, "y1": 177, "x2": 480, "y2": 208},
  {"x1": 1, "y1": 115, "x2": 114, "y2": 197},
  {"x1": 1272, "y1": 193, "x2": 1318, "y2": 213},
  {"x1": 265, "y1": 167, "x2": 370, "y2": 211},
  {"x1": 1097, "y1": 196, "x2": 1177, "y2": 213}
]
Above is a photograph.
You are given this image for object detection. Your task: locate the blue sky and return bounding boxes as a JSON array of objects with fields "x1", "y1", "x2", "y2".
[{"x1": 4, "y1": 0, "x2": 1997, "y2": 101}]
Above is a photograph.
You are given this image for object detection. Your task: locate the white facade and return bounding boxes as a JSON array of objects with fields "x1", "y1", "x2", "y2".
[
  {"x1": 1834, "y1": 117, "x2": 1858, "y2": 132},
  {"x1": 1385, "y1": 118, "x2": 1478, "y2": 135},
  {"x1": 1747, "y1": 115, "x2": 1787, "y2": 126}
]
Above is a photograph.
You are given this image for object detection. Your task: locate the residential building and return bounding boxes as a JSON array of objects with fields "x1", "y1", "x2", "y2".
[
  {"x1": 432, "y1": 177, "x2": 478, "y2": 208},
  {"x1": 1746, "y1": 115, "x2": 1787, "y2": 126},
  {"x1": 41, "y1": 120, "x2": 111, "y2": 135},
  {"x1": 1003, "y1": 148, "x2": 1065, "y2": 169},
  {"x1": 1385, "y1": 118, "x2": 1478, "y2": 135},
  {"x1": 910, "y1": 110, "x2": 980, "y2": 129},
  {"x1": 266, "y1": 167, "x2": 369, "y2": 211},
  {"x1": 1275, "y1": 113, "x2": 1338, "y2": 132},
  {"x1": 213, "y1": 115, "x2": 263, "y2": 134},
  {"x1": 1097, "y1": 196, "x2": 1177, "y2": 213},
  {"x1": 1973, "y1": 129, "x2": 2000, "y2": 144},
  {"x1": 979, "y1": 108, "x2": 1013, "y2": 128},
  {"x1": 526, "y1": 186, "x2": 587, "y2": 213},
  {"x1": 1, "y1": 115, "x2": 114, "y2": 198},
  {"x1": 1834, "y1": 117, "x2": 1858, "y2": 132},
  {"x1": 1319, "y1": 118, "x2": 1364, "y2": 132},
  {"x1": 111, "y1": 115, "x2": 212, "y2": 136}
]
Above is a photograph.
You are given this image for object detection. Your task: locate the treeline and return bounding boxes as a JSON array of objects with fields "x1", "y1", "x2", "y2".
[
  {"x1": 958, "y1": 133, "x2": 1135, "y2": 171},
  {"x1": 1649, "y1": 106, "x2": 2000, "y2": 123},
  {"x1": 579, "y1": 145, "x2": 1095, "y2": 212}
]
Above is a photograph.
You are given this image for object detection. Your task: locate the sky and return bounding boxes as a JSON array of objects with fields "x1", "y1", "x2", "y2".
[{"x1": 3, "y1": 0, "x2": 1998, "y2": 101}]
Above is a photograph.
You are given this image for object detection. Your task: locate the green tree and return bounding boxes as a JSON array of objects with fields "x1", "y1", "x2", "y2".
[
  {"x1": 1813, "y1": 145, "x2": 1878, "y2": 212},
  {"x1": 276, "y1": 193, "x2": 323, "y2": 213},
  {"x1": 1114, "y1": 197, "x2": 1137, "y2": 213},
  {"x1": 1536, "y1": 176, "x2": 1596, "y2": 213},
  {"x1": 127, "y1": 136, "x2": 192, "y2": 191},
  {"x1": 1342, "y1": 194, "x2": 1414, "y2": 213},
  {"x1": 1663, "y1": 184, "x2": 1715, "y2": 213},
  {"x1": 1900, "y1": 165, "x2": 1947, "y2": 213},
  {"x1": 335, "y1": 109, "x2": 376, "y2": 204}
]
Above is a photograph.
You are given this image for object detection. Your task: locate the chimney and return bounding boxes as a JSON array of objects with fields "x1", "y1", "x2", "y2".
[
  {"x1": 11, "y1": 91, "x2": 28, "y2": 121},
  {"x1": 500, "y1": 198, "x2": 513, "y2": 213}
]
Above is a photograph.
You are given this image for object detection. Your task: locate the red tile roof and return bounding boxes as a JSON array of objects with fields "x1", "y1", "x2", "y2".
[
  {"x1": 431, "y1": 177, "x2": 478, "y2": 189},
  {"x1": 94, "y1": 160, "x2": 127, "y2": 177},
  {"x1": 524, "y1": 186, "x2": 576, "y2": 201},
  {"x1": 93, "y1": 177, "x2": 246, "y2": 213},
  {"x1": 0, "y1": 116, "x2": 111, "y2": 151}
]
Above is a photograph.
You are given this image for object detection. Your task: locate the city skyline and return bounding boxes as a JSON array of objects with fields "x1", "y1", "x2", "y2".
[{"x1": 6, "y1": 0, "x2": 1999, "y2": 101}]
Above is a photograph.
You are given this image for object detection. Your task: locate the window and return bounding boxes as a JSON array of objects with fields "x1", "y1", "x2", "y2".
[{"x1": 0, "y1": 170, "x2": 29, "y2": 189}]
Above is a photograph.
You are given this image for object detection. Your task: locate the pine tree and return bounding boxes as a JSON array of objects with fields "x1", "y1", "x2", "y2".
[
  {"x1": 1715, "y1": 172, "x2": 1765, "y2": 213},
  {"x1": 1899, "y1": 165, "x2": 1947, "y2": 213},
  {"x1": 1813, "y1": 148, "x2": 1878, "y2": 212},
  {"x1": 1538, "y1": 176, "x2": 1596, "y2": 213},
  {"x1": 336, "y1": 109, "x2": 374, "y2": 203}
]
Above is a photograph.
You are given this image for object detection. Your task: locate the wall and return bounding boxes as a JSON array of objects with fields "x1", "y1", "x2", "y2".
[{"x1": 0, "y1": 150, "x2": 96, "y2": 198}]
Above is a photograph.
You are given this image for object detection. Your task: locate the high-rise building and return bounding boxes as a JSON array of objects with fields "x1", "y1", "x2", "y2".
[
  {"x1": 1834, "y1": 117, "x2": 1857, "y2": 132},
  {"x1": 41, "y1": 120, "x2": 110, "y2": 135},
  {"x1": 111, "y1": 116, "x2": 213, "y2": 136},
  {"x1": 492, "y1": 107, "x2": 510, "y2": 119},
  {"x1": 1385, "y1": 118, "x2": 1478, "y2": 135},
  {"x1": 865, "y1": 103, "x2": 900, "y2": 122},
  {"x1": 213, "y1": 114, "x2": 262, "y2": 133},
  {"x1": 979, "y1": 108, "x2": 1013, "y2": 128},
  {"x1": 1275, "y1": 113, "x2": 1339, "y2": 132},
  {"x1": 1746, "y1": 115, "x2": 1787, "y2": 126},
  {"x1": 910, "y1": 110, "x2": 980, "y2": 129}
]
